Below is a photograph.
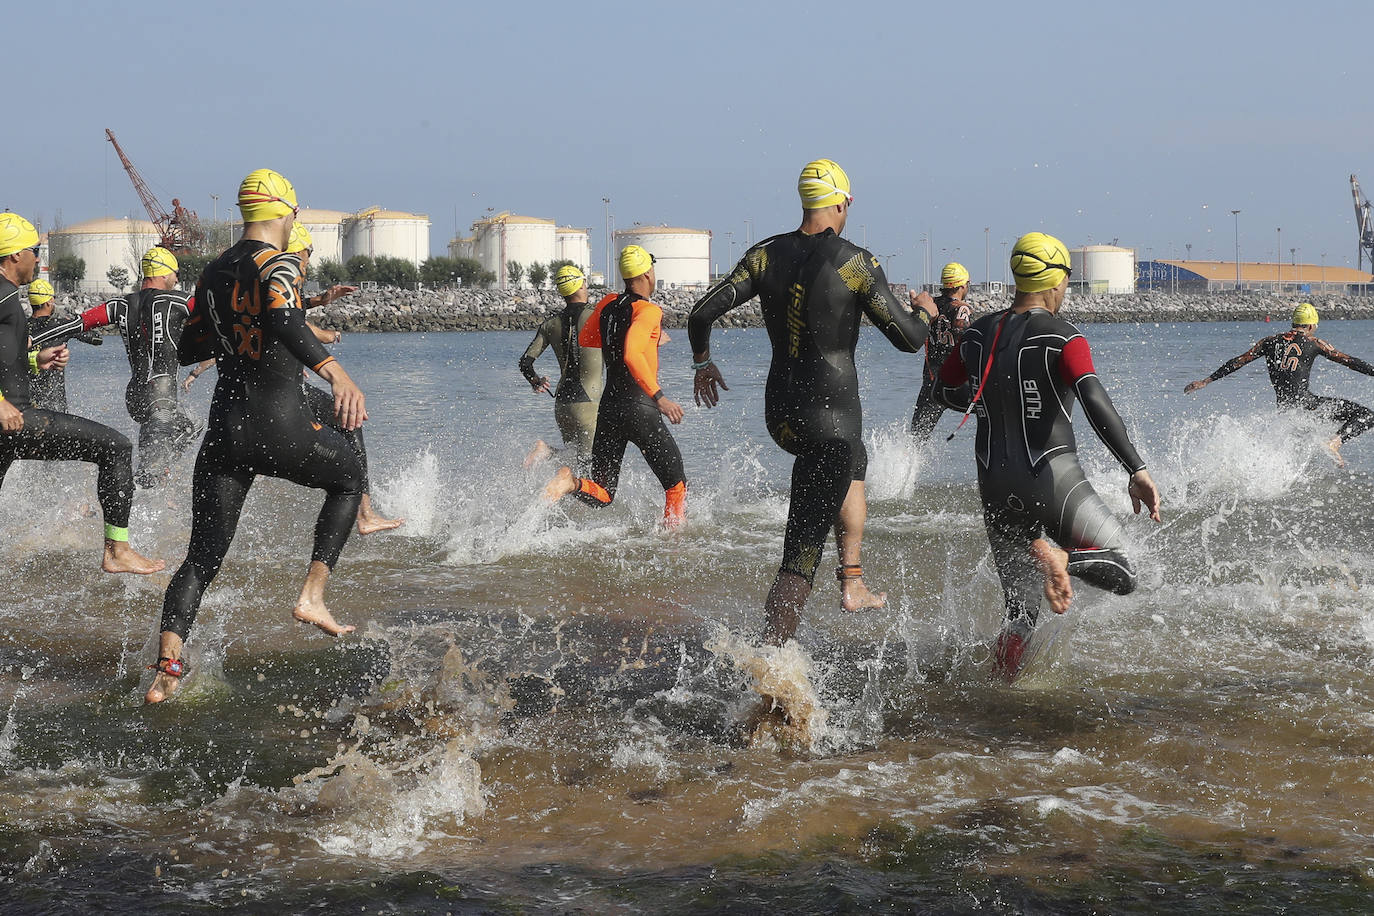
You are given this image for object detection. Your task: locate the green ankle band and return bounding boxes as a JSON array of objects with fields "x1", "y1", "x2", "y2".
[{"x1": 104, "y1": 524, "x2": 129, "y2": 542}]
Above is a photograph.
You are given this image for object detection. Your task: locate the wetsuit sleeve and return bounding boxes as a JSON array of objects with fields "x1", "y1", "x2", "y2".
[
  {"x1": 1314, "y1": 338, "x2": 1374, "y2": 377},
  {"x1": 688, "y1": 255, "x2": 755, "y2": 355},
  {"x1": 848, "y1": 254, "x2": 929, "y2": 353},
  {"x1": 28, "y1": 300, "x2": 120, "y2": 348},
  {"x1": 1206, "y1": 338, "x2": 1267, "y2": 381},
  {"x1": 623, "y1": 302, "x2": 663, "y2": 398},
  {"x1": 1059, "y1": 336, "x2": 1146, "y2": 474},
  {"x1": 0, "y1": 301, "x2": 25, "y2": 402},
  {"x1": 519, "y1": 319, "x2": 553, "y2": 386},
  {"x1": 260, "y1": 253, "x2": 335, "y2": 373}
]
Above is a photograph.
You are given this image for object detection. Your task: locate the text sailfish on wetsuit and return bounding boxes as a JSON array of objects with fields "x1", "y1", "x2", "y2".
[{"x1": 787, "y1": 283, "x2": 805, "y2": 357}]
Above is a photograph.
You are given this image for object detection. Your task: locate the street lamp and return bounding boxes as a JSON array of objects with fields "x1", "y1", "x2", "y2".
[
  {"x1": 1231, "y1": 210, "x2": 1241, "y2": 289},
  {"x1": 726, "y1": 230, "x2": 734, "y2": 264},
  {"x1": 883, "y1": 251, "x2": 899, "y2": 276},
  {"x1": 984, "y1": 227, "x2": 990, "y2": 287},
  {"x1": 744, "y1": 218, "x2": 752, "y2": 246},
  {"x1": 1001, "y1": 241, "x2": 1009, "y2": 285},
  {"x1": 1276, "y1": 227, "x2": 1281, "y2": 290},
  {"x1": 1322, "y1": 251, "x2": 1327, "y2": 289},
  {"x1": 602, "y1": 197, "x2": 611, "y2": 284}
]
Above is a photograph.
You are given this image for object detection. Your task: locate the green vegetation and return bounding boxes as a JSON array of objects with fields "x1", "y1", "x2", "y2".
[{"x1": 52, "y1": 255, "x2": 85, "y2": 293}]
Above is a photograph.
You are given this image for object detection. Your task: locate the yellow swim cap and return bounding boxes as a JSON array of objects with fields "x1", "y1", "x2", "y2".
[
  {"x1": 286, "y1": 222, "x2": 314, "y2": 254},
  {"x1": 237, "y1": 168, "x2": 298, "y2": 222},
  {"x1": 1009, "y1": 231, "x2": 1072, "y2": 293},
  {"x1": 27, "y1": 278, "x2": 54, "y2": 305},
  {"x1": 0, "y1": 212, "x2": 39, "y2": 257},
  {"x1": 141, "y1": 246, "x2": 179, "y2": 278},
  {"x1": 554, "y1": 264, "x2": 586, "y2": 297},
  {"x1": 798, "y1": 159, "x2": 852, "y2": 210},
  {"x1": 619, "y1": 245, "x2": 655, "y2": 280},
  {"x1": 941, "y1": 262, "x2": 970, "y2": 288},
  {"x1": 1292, "y1": 302, "x2": 1318, "y2": 327}
]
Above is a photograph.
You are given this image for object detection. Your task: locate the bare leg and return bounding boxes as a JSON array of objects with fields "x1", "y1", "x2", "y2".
[
  {"x1": 1326, "y1": 436, "x2": 1346, "y2": 468},
  {"x1": 763, "y1": 571, "x2": 811, "y2": 646},
  {"x1": 523, "y1": 439, "x2": 554, "y2": 468},
  {"x1": 542, "y1": 465, "x2": 577, "y2": 502},
  {"x1": 292, "y1": 561, "x2": 355, "y2": 636},
  {"x1": 355, "y1": 493, "x2": 404, "y2": 535},
  {"x1": 1031, "y1": 538, "x2": 1073, "y2": 614},
  {"x1": 102, "y1": 539, "x2": 165, "y2": 575},
  {"x1": 835, "y1": 481, "x2": 886, "y2": 612},
  {"x1": 144, "y1": 631, "x2": 184, "y2": 704}
]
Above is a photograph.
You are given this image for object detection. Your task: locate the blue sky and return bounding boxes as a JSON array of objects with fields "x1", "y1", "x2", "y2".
[{"x1": 13, "y1": 0, "x2": 1373, "y2": 283}]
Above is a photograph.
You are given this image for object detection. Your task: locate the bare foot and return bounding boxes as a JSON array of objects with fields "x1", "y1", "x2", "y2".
[
  {"x1": 102, "y1": 541, "x2": 166, "y2": 575},
  {"x1": 840, "y1": 578, "x2": 887, "y2": 613},
  {"x1": 145, "y1": 668, "x2": 181, "y2": 704},
  {"x1": 293, "y1": 595, "x2": 355, "y2": 636},
  {"x1": 1327, "y1": 437, "x2": 1346, "y2": 468},
  {"x1": 356, "y1": 496, "x2": 404, "y2": 535},
  {"x1": 523, "y1": 439, "x2": 554, "y2": 468},
  {"x1": 542, "y1": 466, "x2": 578, "y2": 502},
  {"x1": 1031, "y1": 538, "x2": 1073, "y2": 614}
]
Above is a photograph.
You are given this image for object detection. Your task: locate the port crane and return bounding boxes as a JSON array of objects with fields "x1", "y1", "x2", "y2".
[
  {"x1": 105, "y1": 128, "x2": 205, "y2": 253},
  {"x1": 1351, "y1": 174, "x2": 1374, "y2": 272}
]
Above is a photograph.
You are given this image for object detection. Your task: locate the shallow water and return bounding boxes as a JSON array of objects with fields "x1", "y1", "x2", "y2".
[{"x1": 2, "y1": 320, "x2": 1372, "y2": 913}]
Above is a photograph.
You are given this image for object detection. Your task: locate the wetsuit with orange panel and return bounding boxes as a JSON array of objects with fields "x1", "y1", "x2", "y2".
[
  {"x1": 159, "y1": 238, "x2": 362, "y2": 641},
  {"x1": 569, "y1": 291, "x2": 685, "y2": 521}
]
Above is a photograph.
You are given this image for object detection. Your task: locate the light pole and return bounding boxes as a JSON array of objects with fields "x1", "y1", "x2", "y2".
[
  {"x1": 743, "y1": 218, "x2": 752, "y2": 247},
  {"x1": 1276, "y1": 227, "x2": 1281, "y2": 291},
  {"x1": 726, "y1": 230, "x2": 734, "y2": 264},
  {"x1": 1186, "y1": 242, "x2": 1192, "y2": 262},
  {"x1": 984, "y1": 226, "x2": 990, "y2": 287},
  {"x1": 602, "y1": 197, "x2": 611, "y2": 284},
  {"x1": 1291, "y1": 247, "x2": 1298, "y2": 286},
  {"x1": 883, "y1": 251, "x2": 899, "y2": 276},
  {"x1": 1322, "y1": 252, "x2": 1327, "y2": 290},
  {"x1": 1231, "y1": 210, "x2": 1241, "y2": 289},
  {"x1": 1001, "y1": 241, "x2": 1008, "y2": 285}
]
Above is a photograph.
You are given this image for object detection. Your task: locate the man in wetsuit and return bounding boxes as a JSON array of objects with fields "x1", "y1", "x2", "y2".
[
  {"x1": 936, "y1": 231, "x2": 1161, "y2": 682},
  {"x1": 146, "y1": 169, "x2": 368, "y2": 704},
  {"x1": 34, "y1": 247, "x2": 199, "y2": 487},
  {"x1": 544, "y1": 245, "x2": 687, "y2": 526},
  {"x1": 0, "y1": 212, "x2": 163, "y2": 575},
  {"x1": 688, "y1": 159, "x2": 937, "y2": 645},
  {"x1": 25, "y1": 277, "x2": 103, "y2": 413},
  {"x1": 910, "y1": 262, "x2": 973, "y2": 441},
  {"x1": 1184, "y1": 302, "x2": 1374, "y2": 467},
  {"x1": 520, "y1": 264, "x2": 604, "y2": 471}
]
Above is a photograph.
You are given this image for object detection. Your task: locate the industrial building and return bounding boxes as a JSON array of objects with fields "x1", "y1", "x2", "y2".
[
  {"x1": 47, "y1": 216, "x2": 159, "y2": 294},
  {"x1": 451, "y1": 213, "x2": 556, "y2": 289},
  {"x1": 1069, "y1": 245, "x2": 1136, "y2": 294},
  {"x1": 555, "y1": 227, "x2": 592, "y2": 273},
  {"x1": 296, "y1": 208, "x2": 348, "y2": 264},
  {"x1": 341, "y1": 208, "x2": 431, "y2": 267},
  {"x1": 611, "y1": 225, "x2": 712, "y2": 289},
  {"x1": 1136, "y1": 260, "x2": 1373, "y2": 293}
]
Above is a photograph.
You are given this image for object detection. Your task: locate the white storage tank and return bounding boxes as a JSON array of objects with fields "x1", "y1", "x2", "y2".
[
  {"x1": 341, "y1": 208, "x2": 431, "y2": 267},
  {"x1": 1070, "y1": 245, "x2": 1136, "y2": 294},
  {"x1": 555, "y1": 227, "x2": 592, "y2": 272},
  {"x1": 296, "y1": 208, "x2": 347, "y2": 265},
  {"x1": 47, "y1": 216, "x2": 160, "y2": 294},
  {"x1": 449, "y1": 236, "x2": 477, "y2": 261},
  {"x1": 471, "y1": 213, "x2": 555, "y2": 289},
  {"x1": 612, "y1": 225, "x2": 712, "y2": 289}
]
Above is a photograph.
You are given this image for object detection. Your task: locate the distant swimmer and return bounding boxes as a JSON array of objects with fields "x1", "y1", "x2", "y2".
[
  {"x1": 910, "y1": 262, "x2": 973, "y2": 441},
  {"x1": 688, "y1": 159, "x2": 936, "y2": 644},
  {"x1": 543, "y1": 245, "x2": 687, "y2": 527},
  {"x1": 24, "y1": 277, "x2": 103, "y2": 413},
  {"x1": 0, "y1": 213, "x2": 164, "y2": 575},
  {"x1": 937, "y1": 232, "x2": 1161, "y2": 682},
  {"x1": 33, "y1": 247, "x2": 200, "y2": 487},
  {"x1": 1185, "y1": 302, "x2": 1374, "y2": 467},
  {"x1": 147, "y1": 169, "x2": 369, "y2": 704},
  {"x1": 520, "y1": 264, "x2": 604, "y2": 471}
]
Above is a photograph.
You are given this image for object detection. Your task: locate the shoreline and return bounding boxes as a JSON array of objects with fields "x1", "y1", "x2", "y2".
[{"x1": 47, "y1": 288, "x2": 1374, "y2": 333}]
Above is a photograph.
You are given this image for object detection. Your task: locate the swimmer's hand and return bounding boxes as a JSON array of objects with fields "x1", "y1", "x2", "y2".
[
  {"x1": 37, "y1": 345, "x2": 68, "y2": 371},
  {"x1": 909, "y1": 290, "x2": 938, "y2": 318},
  {"x1": 657, "y1": 395, "x2": 684, "y2": 424},
  {"x1": 0, "y1": 399, "x2": 22, "y2": 433},
  {"x1": 322, "y1": 284, "x2": 358, "y2": 306},
  {"x1": 693, "y1": 361, "x2": 729, "y2": 408},
  {"x1": 532, "y1": 376, "x2": 551, "y2": 395},
  {"x1": 319, "y1": 362, "x2": 368, "y2": 430},
  {"x1": 1183, "y1": 379, "x2": 1208, "y2": 393},
  {"x1": 1129, "y1": 469, "x2": 1162, "y2": 522}
]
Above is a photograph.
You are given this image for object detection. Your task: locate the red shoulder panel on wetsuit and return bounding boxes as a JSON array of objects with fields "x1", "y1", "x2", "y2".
[
  {"x1": 1058, "y1": 335, "x2": 1096, "y2": 384},
  {"x1": 939, "y1": 349, "x2": 968, "y2": 385}
]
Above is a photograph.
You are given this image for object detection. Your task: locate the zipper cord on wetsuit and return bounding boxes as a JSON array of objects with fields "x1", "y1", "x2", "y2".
[{"x1": 946, "y1": 310, "x2": 1012, "y2": 442}]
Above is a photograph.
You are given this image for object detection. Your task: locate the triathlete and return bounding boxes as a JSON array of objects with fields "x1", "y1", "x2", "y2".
[
  {"x1": 147, "y1": 169, "x2": 368, "y2": 705},
  {"x1": 910, "y1": 261, "x2": 973, "y2": 441},
  {"x1": 936, "y1": 231, "x2": 1161, "y2": 682},
  {"x1": 34, "y1": 247, "x2": 199, "y2": 487},
  {"x1": 1184, "y1": 302, "x2": 1374, "y2": 467},
  {"x1": 688, "y1": 159, "x2": 937, "y2": 645},
  {"x1": 543, "y1": 245, "x2": 686, "y2": 527},
  {"x1": 521, "y1": 264, "x2": 604, "y2": 471},
  {"x1": 25, "y1": 277, "x2": 103, "y2": 413},
  {"x1": 0, "y1": 212, "x2": 163, "y2": 574}
]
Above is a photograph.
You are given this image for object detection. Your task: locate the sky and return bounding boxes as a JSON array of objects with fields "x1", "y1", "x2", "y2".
[{"x1": 13, "y1": 0, "x2": 1374, "y2": 284}]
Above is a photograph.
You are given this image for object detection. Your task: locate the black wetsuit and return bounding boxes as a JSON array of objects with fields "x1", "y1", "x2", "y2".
[
  {"x1": 1204, "y1": 330, "x2": 1374, "y2": 443},
  {"x1": 0, "y1": 278, "x2": 134, "y2": 530},
  {"x1": 910, "y1": 294, "x2": 970, "y2": 440},
  {"x1": 34, "y1": 290, "x2": 199, "y2": 486},
  {"x1": 937, "y1": 307, "x2": 1145, "y2": 628},
  {"x1": 159, "y1": 239, "x2": 362, "y2": 641},
  {"x1": 688, "y1": 229, "x2": 931, "y2": 583},
  {"x1": 519, "y1": 300, "x2": 603, "y2": 465},
  {"x1": 25, "y1": 312, "x2": 102, "y2": 413}
]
